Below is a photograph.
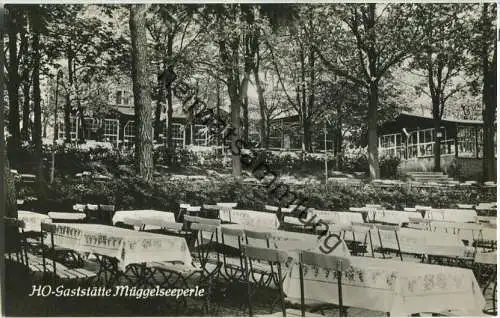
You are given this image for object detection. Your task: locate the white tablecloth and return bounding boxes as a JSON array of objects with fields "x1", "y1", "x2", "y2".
[
  {"x1": 313, "y1": 210, "x2": 364, "y2": 226},
  {"x1": 220, "y1": 209, "x2": 280, "y2": 229},
  {"x1": 112, "y1": 210, "x2": 176, "y2": 228},
  {"x1": 283, "y1": 255, "x2": 485, "y2": 316},
  {"x1": 372, "y1": 228, "x2": 470, "y2": 257},
  {"x1": 369, "y1": 210, "x2": 423, "y2": 225},
  {"x1": 214, "y1": 224, "x2": 350, "y2": 256},
  {"x1": 48, "y1": 212, "x2": 86, "y2": 220},
  {"x1": 430, "y1": 221, "x2": 497, "y2": 242},
  {"x1": 48, "y1": 223, "x2": 192, "y2": 270},
  {"x1": 18, "y1": 211, "x2": 51, "y2": 232},
  {"x1": 425, "y1": 209, "x2": 477, "y2": 223}
]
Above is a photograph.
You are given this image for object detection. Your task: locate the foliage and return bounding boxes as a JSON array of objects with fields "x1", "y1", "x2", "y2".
[{"x1": 17, "y1": 174, "x2": 495, "y2": 213}]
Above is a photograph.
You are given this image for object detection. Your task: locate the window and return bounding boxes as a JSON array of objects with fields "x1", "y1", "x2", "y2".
[
  {"x1": 104, "y1": 119, "x2": 119, "y2": 145},
  {"x1": 115, "y1": 90, "x2": 131, "y2": 106},
  {"x1": 192, "y1": 124, "x2": 208, "y2": 146},
  {"x1": 57, "y1": 117, "x2": 78, "y2": 141},
  {"x1": 123, "y1": 120, "x2": 135, "y2": 145},
  {"x1": 83, "y1": 117, "x2": 99, "y2": 140},
  {"x1": 163, "y1": 123, "x2": 185, "y2": 147},
  {"x1": 379, "y1": 133, "x2": 403, "y2": 158}
]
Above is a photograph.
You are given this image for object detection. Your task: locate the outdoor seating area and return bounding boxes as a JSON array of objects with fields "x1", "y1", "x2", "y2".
[{"x1": 5, "y1": 201, "x2": 497, "y2": 316}]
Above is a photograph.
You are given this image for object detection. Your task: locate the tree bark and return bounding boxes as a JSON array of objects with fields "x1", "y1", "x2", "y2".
[
  {"x1": 432, "y1": 98, "x2": 442, "y2": 172},
  {"x1": 481, "y1": 3, "x2": 497, "y2": 181},
  {"x1": 130, "y1": 4, "x2": 154, "y2": 182},
  {"x1": 21, "y1": 80, "x2": 30, "y2": 141},
  {"x1": 154, "y1": 65, "x2": 164, "y2": 142},
  {"x1": 166, "y1": 34, "x2": 174, "y2": 150},
  {"x1": 64, "y1": 52, "x2": 73, "y2": 143},
  {"x1": 253, "y1": 65, "x2": 268, "y2": 149},
  {"x1": 367, "y1": 82, "x2": 380, "y2": 179},
  {"x1": 7, "y1": 8, "x2": 20, "y2": 153},
  {"x1": 1, "y1": 16, "x2": 17, "y2": 218},
  {"x1": 32, "y1": 11, "x2": 45, "y2": 201}
]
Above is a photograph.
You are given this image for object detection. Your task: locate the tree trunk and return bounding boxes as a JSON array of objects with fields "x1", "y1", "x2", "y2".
[
  {"x1": 64, "y1": 53, "x2": 73, "y2": 143},
  {"x1": 253, "y1": 66, "x2": 267, "y2": 149},
  {"x1": 367, "y1": 82, "x2": 380, "y2": 179},
  {"x1": 154, "y1": 65, "x2": 164, "y2": 142},
  {"x1": 21, "y1": 70, "x2": 31, "y2": 140},
  {"x1": 1, "y1": 19, "x2": 17, "y2": 218},
  {"x1": 32, "y1": 12, "x2": 45, "y2": 201},
  {"x1": 481, "y1": 3, "x2": 497, "y2": 181},
  {"x1": 433, "y1": 119, "x2": 442, "y2": 172},
  {"x1": 242, "y1": 96, "x2": 249, "y2": 143},
  {"x1": 77, "y1": 93, "x2": 86, "y2": 143},
  {"x1": 230, "y1": 93, "x2": 242, "y2": 177},
  {"x1": 216, "y1": 79, "x2": 221, "y2": 147},
  {"x1": 166, "y1": 33, "x2": 174, "y2": 150},
  {"x1": 7, "y1": 8, "x2": 20, "y2": 153},
  {"x1": 130, "y1": 4, "x2": 154, "y2": 182}
]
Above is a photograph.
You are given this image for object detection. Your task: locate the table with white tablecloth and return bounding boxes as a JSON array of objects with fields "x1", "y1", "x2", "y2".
[
  {"x1": 210, "y1": 224, "x2": 350, "y2": 256},
  {"x1": 313, "y1": 210, "x2": 364, "y2": 226},
  {"x1": 283, "y1": 255, "x2": 485, "y2": 316},
  {"x1": 219, "y1": 209, "x2": 280, "y2": 229},
  {"x1": 112, "y1": 210, "x2": 176, "y2": 229},
  {"x1": 47, "y1": 223, "x2": 192, "y2": 270},
  {"x1": 372, "y1": 227, "x2": 471, "y2": 257},
  {"x1": 368, "y1": 210, "x2": 423, "y2": 225},
  {"x1": 429, "y1": 220, "x2": 497, "y2": 243},
  {"x1": 18, "y1": 210, "x2": 51, "y2": 232},
  {"x1": 425, "y1": 209, "x2": 477, "y2": 223}
]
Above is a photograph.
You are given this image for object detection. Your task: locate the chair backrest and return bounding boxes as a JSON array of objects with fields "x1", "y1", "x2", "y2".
[
  {"x1": 87, "y1": 204, "x2": 99, "y2": 211},
  {"x1": 4, "y1": 217, "x2": 26, "y2": 254},
  {"x1": 187, "y1": 206, "x2": 201, "y2": 213},
  {"x1": 161, "y1": 222, "x2": 184, "y2": 232},
  {"x1": 201, "y1": 204, "x2": 220, "y2": 219},
  {"x1": 264, "y1": 205, "x2": 279, "y2": 212},
  {"x1": 196, "y1": 216, "x2": 221, "y2": 226},
  {"x1": 300, "y1": 250, "x2": 351, "y2": 271},
  {"x1": 221, "y1": 226, "x2": 245, "y2": 237},
  {"x1": 216, "y1": 202, "x2": 238, "y2": 208},
  {"x1": 100, "y1": 204, "x2": 115, "y2": 212},
  {"x1": 242, "y1": 245, "x2": 288, "y2": 263},
  {"x1": 374, "y1": 224, "x2": 400, "y2": 232},
  {"x1": 190, "y1": 222, "x2": 218, "y2": 233},
  {"x1": 184, "y1": 215, "x2": 201, "y2": 223},
  {"x1": 244, "y1": 229, "x2": 272, "y2": 240},
  {"x1": 73, "y1": 204, "x2": 86, "y2": 212}
]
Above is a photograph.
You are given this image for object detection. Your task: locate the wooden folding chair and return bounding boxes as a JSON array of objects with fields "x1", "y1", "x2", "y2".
[
  {"x1": 243, "y1": 245, "x2": 297, "y2": 317},
  {"x1": 40, "y1": 223, "x2": 97, "y2": 285},
  {"x1": 299, "y1": 251, "x2": 352, "y2": 317},
  {"x1": 343, "y1": 222, "x2": 374, "y2": 257},
  {"x1": 373, "y1": 224, "x2": 403, "y2": 261},
  {"x1": 220, "y1": 226, "x2": 246, "y2": 283},
  {"x1": 244, "y1": 229, "x2": 274, "y2": 287},
  {"x1": 4, "y1": 217, "x2": 29, "y2": 267},
  {"x1": 201, "y1": 204, "x2": 221, "y2": 219}
]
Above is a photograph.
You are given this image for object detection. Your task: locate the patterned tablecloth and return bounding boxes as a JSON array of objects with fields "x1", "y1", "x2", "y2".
[
  {"x1": 18, "y1": 210, "x2": 51, "y2": 232},
  {"x1": 219, "y1": 209, "x2": 280, "y2": 229},
  {"x1": 425, "y1": 209, "x2": 477, "y2": 223},
  {"x1": 47, "y1": 223, "x2": 192, "y2": 270},
  {"x1": 283, "y1": 255, "x2": 485, "y2": 316},
  {"x1": 112, "y1": 210, "x2": 176, "y2": 228}
]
